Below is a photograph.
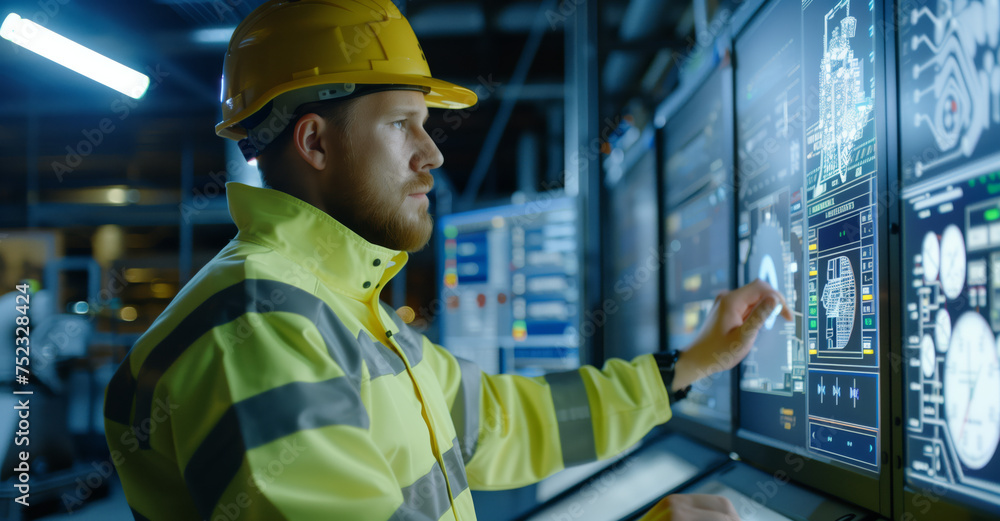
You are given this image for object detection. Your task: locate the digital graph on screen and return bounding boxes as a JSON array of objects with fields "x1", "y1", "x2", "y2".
[
  {"x1": 736, "y1": 0, "x2": 881, "y2": 473},
  {"x1": 899, "y1": 0, "x2": 1000, "y2": 511}
]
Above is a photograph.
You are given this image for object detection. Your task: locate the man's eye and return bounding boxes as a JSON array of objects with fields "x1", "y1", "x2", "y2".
[{"x1": 393, "y1": 120, "x2": 405, "y2": 129}]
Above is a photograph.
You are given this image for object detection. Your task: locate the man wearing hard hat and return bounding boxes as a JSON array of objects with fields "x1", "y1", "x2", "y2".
[{"x1": 104, "y1": 1, "x2": 789, "y2": 520}]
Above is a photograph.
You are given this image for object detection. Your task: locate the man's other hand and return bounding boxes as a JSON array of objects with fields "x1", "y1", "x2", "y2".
[
  {"x1": 639, "y1": 493, "x2": 741, "y2": 521},
  {"x1": 671, "y1": 279, "x2": 792, "y2": 392}
]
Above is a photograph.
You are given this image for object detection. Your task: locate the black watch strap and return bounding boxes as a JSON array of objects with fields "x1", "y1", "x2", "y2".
[{"x1": 653, "y1": 350, "x2": 692, "y2": 403}]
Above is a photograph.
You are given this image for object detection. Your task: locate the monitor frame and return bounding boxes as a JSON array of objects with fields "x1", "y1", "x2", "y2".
[
  {"x1": 728, "y1": 0, "x2": 895, "y2": 515},
  {"x1": 601, "y1": 123, "x2": 661, "y2": 366},
  {"x1": 658, "y1": 61, "x2": 737, "y2": 454}
]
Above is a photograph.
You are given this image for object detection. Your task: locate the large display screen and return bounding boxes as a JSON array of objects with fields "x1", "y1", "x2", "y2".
[
  {"x1": 663, "y1": 64, "x2": 735, "y2": 428},
  {"x1": 735, "y1": 0, "x2": 882, "y2": 474},
  {"x1": 899, "y1": 0, "x2": 1000, "y2": 512},
  {"x1": 438, "y1": 198, "x2": 580, "y2": 376},
  {"x1": 605, "y1": 138, "x2": 660, "y2": 363}
]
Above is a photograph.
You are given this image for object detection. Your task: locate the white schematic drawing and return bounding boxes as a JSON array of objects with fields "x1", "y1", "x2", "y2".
[
  {"x1": 815, "y1": 0, "x2": 874, "y2": 197},
  {"x1": 911, "y1": 0, "x2": 1000, "y2": 177},
  {"x1": 821, "y1": 255, "x2": 856, "y2": 350}
]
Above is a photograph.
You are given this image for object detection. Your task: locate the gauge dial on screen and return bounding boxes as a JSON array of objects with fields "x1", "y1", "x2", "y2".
[
  {"x1": 922, "y1": 231, "x2": 940, "y2": 283},
  {"x1": 944, "y1": 312, "x2": 1000, "y2": 470},
  {"x1": 940, "y1": 225, "x2": 967, "y2": 300},
  {"x1": 921, "y1": 334, "x2": 937, "y2": 378},
  {"x1": 935, "y1": 308, "x2": 951, "y2": 353}
]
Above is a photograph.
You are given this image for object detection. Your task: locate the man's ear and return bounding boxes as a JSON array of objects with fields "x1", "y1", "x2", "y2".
[{"x1": 292, "y1": 113, "x2": 328, "y2": 170}]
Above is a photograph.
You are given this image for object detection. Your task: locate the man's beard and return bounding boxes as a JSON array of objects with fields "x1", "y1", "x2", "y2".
[
  {"x1": 379, "y1": 205, "x2": 434, "y2": 252},
  {"x1": 341, "y1": 176, "x2": 435, "y2": 252}
]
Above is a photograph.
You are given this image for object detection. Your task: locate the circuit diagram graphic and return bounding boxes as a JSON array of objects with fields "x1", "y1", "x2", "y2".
[
  {"x1": 815, "y1": 0, "x2": 874, "y2": 197},
  {"x1": 910, "y1": 0, "x2": 1000, "y2": 177},
  {"x1": 820, "y1": 256, "x2": 856, "y2": 350}
]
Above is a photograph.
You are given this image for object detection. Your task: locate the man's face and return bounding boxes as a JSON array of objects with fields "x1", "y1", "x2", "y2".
[{"x1": 322, "y1": 90, "x2": 443, "y2": 252}]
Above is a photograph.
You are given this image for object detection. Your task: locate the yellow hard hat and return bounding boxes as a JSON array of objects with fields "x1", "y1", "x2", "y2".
[{"x1": 215, "y1": 0, "x2": 478, "y2": 144}]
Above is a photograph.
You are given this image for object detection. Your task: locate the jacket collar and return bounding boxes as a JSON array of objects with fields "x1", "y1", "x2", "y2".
[{"x1": 226, "y1": 182, "x2": 408, "y2": 302}]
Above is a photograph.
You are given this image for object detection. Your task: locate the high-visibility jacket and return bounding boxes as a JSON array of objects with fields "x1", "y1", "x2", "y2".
[{"x1": 104, "y1": 182, "x2": 673, "y2": 521}]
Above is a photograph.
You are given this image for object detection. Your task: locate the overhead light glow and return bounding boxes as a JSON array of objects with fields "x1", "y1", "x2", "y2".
[
  {"x1": 193, "y1": 27, "x2": 235, "y2": 44},
  {"x1": 106, "y1": 187, "x2": 126, "y2": 204},
  {"x1": 1, "y1": 13, "x2": 150, "y2": 99}
]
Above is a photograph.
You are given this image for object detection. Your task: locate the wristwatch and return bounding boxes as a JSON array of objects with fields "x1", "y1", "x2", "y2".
[{"x1": 653, "y1": 350, "x2": 692, "y2": 403}]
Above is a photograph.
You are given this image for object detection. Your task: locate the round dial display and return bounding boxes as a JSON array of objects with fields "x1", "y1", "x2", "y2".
[
  {"x1": 939, "y1": 225, "x2": 966, "y2": 300},
  {"x1": 935, "y1": 308, "x2": 951, "y2": 353},
  {"x1": 921, "y1": 334, "x2": 937, "y2": 378},
  {"x1": 922, "y1": 231, "x2": 940, "y2": 283},
  {"x1": 945, "y1": 312, "x2": 1000, "y2": 470}
]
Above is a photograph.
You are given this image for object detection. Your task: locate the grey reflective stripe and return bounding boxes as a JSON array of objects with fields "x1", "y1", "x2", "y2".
[
  {"x1": 184, "y1": 376, "x2": 366, "y2": 520},
  {"x1": 450, "y1": 357, "x2": 481, "y2": 462},
  {"x1": 389, "y1": 460, "x2": 452, "y2": 521},
  {"x1": 130, "y1": 507, "x2": 151, "y2": 521},
  {"x1": 379, "y1": 301, "x2": 424, "y2": 366},
  {"x1": 127, "y1": 279, "x2": 364, "y2": 449},
  {"x1": 545, "y1": 370, "x2": 597, "y2": 466},
  {"x1": 441, "y1": 438, "x2": 469, "y2": 497},
  {"x1": 358, "y1": 330, "x2": 407, "y2": 380}
]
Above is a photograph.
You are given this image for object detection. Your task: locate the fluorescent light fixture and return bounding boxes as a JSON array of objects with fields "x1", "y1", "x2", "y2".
[
  {"x1": 193, "y1": 27, "x2": 235, "y2": 44},
  {"x1": 1, "y1": 13, "x2": 150, "y2": 99}
]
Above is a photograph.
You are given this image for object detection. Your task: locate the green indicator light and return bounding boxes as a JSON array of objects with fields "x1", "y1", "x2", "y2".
[
  {"x1": 864, "y1": 317, "x2": 873, "y2": 327},
  {"x1": 970, "y1": 178, "x2": 977, "y2": 187},
  {"x1": 810, "y1": 306, "x2": 817, "y2": 316},
  {"x1": 989, "y1": 184, "x2": 1000, "y2": 195},
  {"x1": 810, "y1": 319, "x2": 818, "y2": 329},
  {"x1": 810, "y1": 295, "x2": 817, "y2": 304},
  {"x1": 444, "y1": 225, "x2": 458, "y2": 239},
  {"x1": 987, "y1": 208, "x2": 1000, "y2": 222}
]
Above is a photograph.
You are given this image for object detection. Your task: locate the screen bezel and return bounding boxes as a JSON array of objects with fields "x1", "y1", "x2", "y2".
[
  {"x1": 658, "y1": 63, "x2": 737, "y2": 453},
  {"x1": 728, "y1": 0, "x2": 894, "y2": 514},
  {"x1": 601, "y1": 124, "x2": 661, "y2": 365}
]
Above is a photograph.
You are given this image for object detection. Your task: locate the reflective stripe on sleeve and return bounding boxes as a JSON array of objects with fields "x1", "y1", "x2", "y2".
[
  {"x1": 183, "y1": 376, "x2": 367, "y2": 520},
  {"x1": 544, "y1": 370, "x2": 597, "y2": 467},
  {"x1": 121, "y1": 280, "x2": 365, "y2": 449},
  {"x1": 449, "y1": 357, "x2": 481, "y2": 463}
]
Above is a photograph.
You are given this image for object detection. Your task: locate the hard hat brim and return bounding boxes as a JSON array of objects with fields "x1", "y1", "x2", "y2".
[{"x1": 216, "y1": 73, "x2": 478, "y2": 140}]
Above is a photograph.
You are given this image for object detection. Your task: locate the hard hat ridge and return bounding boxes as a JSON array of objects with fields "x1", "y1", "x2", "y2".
[{"x1": 215, "y1": 0, "x2": 478, "y2": 144}]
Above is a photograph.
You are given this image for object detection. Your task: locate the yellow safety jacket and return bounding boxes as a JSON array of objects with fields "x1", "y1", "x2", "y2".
[{"x1": 104, "y1": 182, "x2": 673, "y2": 521}]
